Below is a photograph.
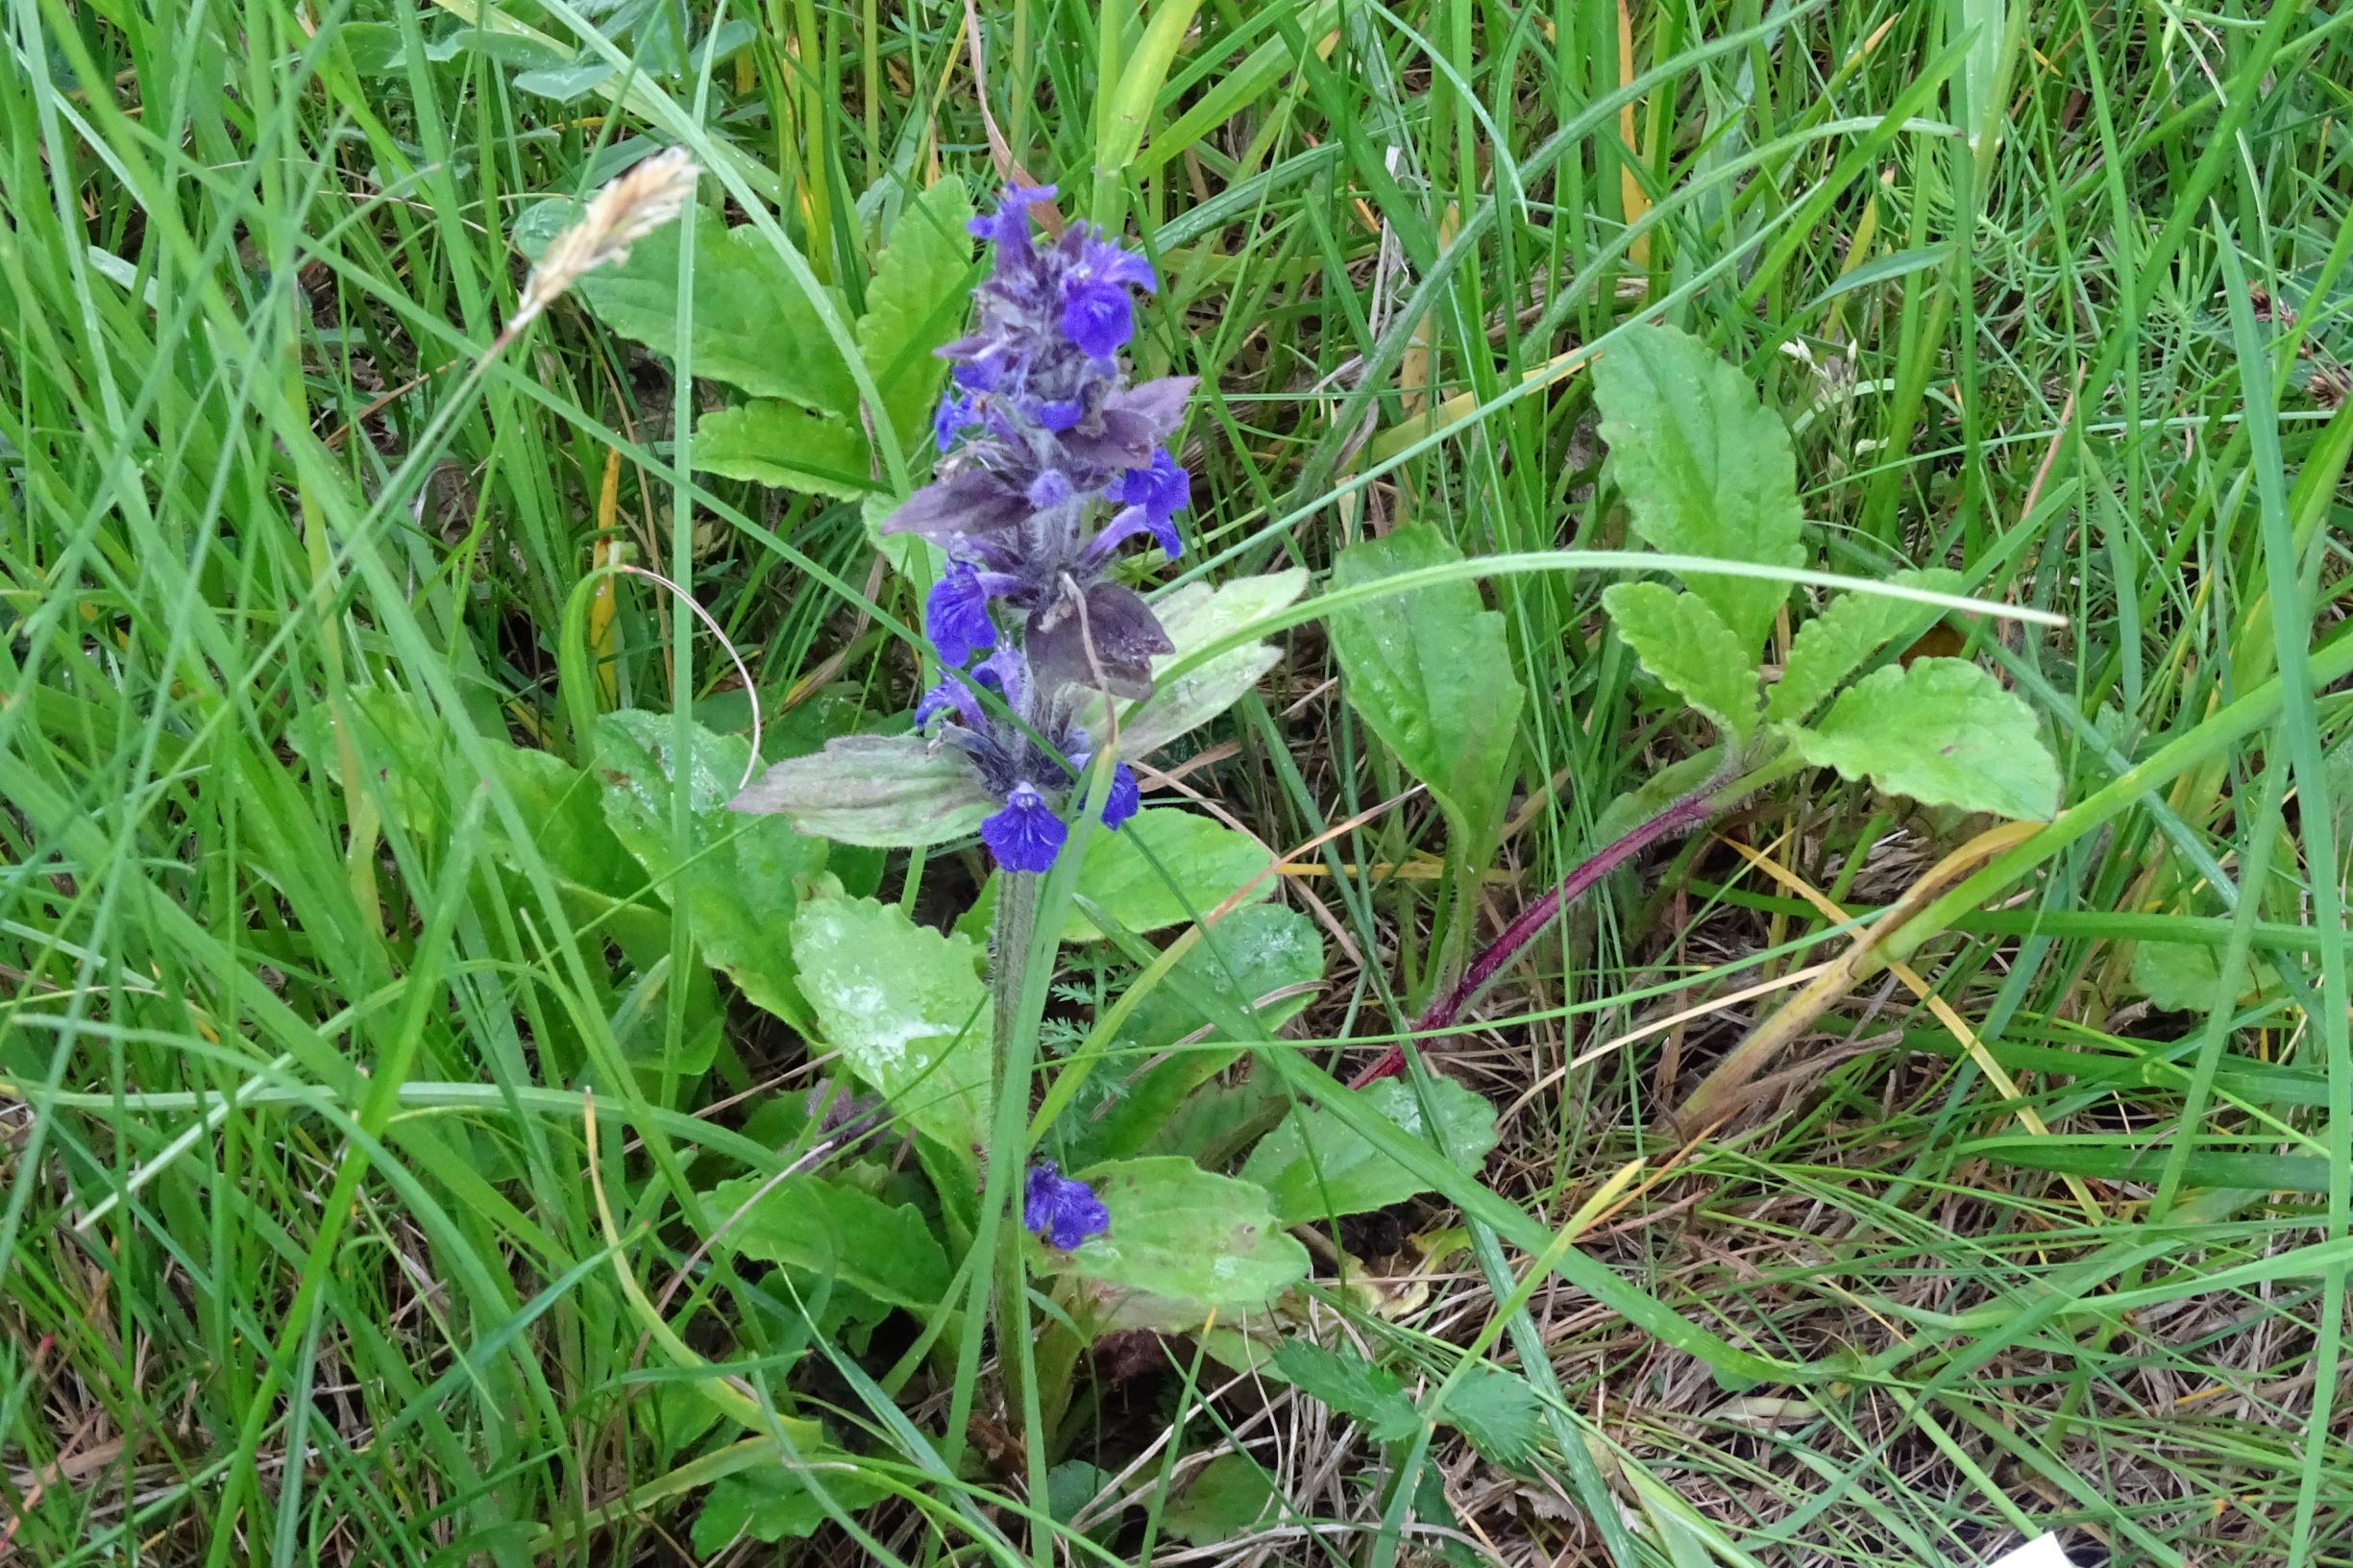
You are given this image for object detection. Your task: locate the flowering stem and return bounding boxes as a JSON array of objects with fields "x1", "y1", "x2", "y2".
[{"x1": 986, "y1": 870, "x2": 1042, "y2": 1438}]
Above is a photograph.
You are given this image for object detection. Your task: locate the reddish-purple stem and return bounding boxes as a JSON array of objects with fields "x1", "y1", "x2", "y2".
[{"x1": 1349, "y1": 788, "x2": 1720, "y2": 1088}]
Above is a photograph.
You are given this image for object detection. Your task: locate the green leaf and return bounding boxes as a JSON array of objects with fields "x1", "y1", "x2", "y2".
[
  {"x1": 517, "y1": 203, "x2": 857, "y2": 411},
  {"x1": 855, "y1": 179, "x2": 975, "y2": 446},
  {"x1": 693, "y1": 401, "x2": 875, "y2": 501},
  {"x1": 1164, "y1": 1455, "x2": 1276, "y2": 1545},
  {"x1": 1592, "y1": 323, "x2": 1805, "y2": 657},
  {"x1": 1778, "y1": 659, "x2": 2062, "y2": 821},
  {"x1": 1071, "y1": 905, "x2": 1325, "y2": 1165},
  {"x1": 1094, "y1": 568, "x2": 1310, "y2": 760},
  {"x1": 1600, "y1": 581, "x2": 1759, "y2": 742},
  {"x1": 1040, "y1": 1158, "x2": 1309, "y2": 1329},
  {"x1": 702, "y1": 1172, "x2": 949, "y2": 1311},
  {"x1": 596, "y1": 710, "x2": 830, "y2": 1027},
  {"x1": 2128, "y1": 940, "x2": 2265, "y2": 1012},
  {"x1": 1267, "y1": 1339, "x2": 1420, "y2": 1444},
  {"x1": 691, "y1": 1466, "x2": 886, "y2": 1555},
  {"x1": 790, "y1": 890, "x2": 992, "y2": 1156},
  {"x1": 1238, "y1": 1076, "x2": 1500, "y2": 1225},
  {"x1": 731, "y1": 734, "x2": 996, "y2": 846},
  {"x1": 1766, "y1": 568, "x2": 1965, "y2": 723},
  {"x1": 1439, "y1": 1367, "x2": 1542, "y2": 1467},
  {"x1": 1062, "y1": 807, "x2": 1270, "y2": 941},
  {"x1": 1326, "y1": 525, "x2": 1525, "y2": 856}
]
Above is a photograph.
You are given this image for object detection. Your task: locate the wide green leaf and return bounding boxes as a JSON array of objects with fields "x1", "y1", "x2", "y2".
[
  {"x1": 597, "y1": 710, "x2": 829, "y2": 1027},
  {"x1": 1039, "y1": 1157, "x2": 1309, "y2": 1329},
  {"x1": 1238, "y1": 1075, "x2": 1500, "y2": 1224},
  {"x1": 702, "y1": 1172, "x2": 949, "y2": 1311},
  {"x1": 855, "y1": 179, "x2": 975, "y2": 446},
  {"x1": 1600, "y1": 581, "x2": 1759, "y2": 743},
  {"x1": 1070, "y1": 905, "x2": 1325, "y2": 1165},
  {"x1": 690, "y1": 1466, "x2": 886, "y2": 1555},
  {"x1": 1593, "y1": 323, "x2": 1805, "y2": 657},
  {"x1": 1766, "y1": 567, "x2": 1964, "y2": 723},
  {"x1": 1779, "y1": 660, "x2": 2061, "y2": 820},
  {"x1": 1326, "y1": 525, "x2": 1524, "y2": 856},
  {"x1": 518, "y1": 202, "x2": 857, "y2": 412},
  {"x1": 731, "y1": 734, "x2": 996, "y2": 847},
  {"x1": 790, "y1": 890, "x2": 991, "y2": 1156},
  {"x1": 1163, "y1": 1456, "x2": 1276, "y2": 1545},
  {"x1": 1441, "y1": 1368, "x2": 1543, "y2": 1467},
  {"x1": 1062, "y1": 808, "x2": 1270, "y2": 941},
  {"x1": 693, "y1": 401, "x2": 875, "y2": 501}
]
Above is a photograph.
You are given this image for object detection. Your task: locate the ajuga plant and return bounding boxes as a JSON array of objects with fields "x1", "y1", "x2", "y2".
[{"x1": 1336, "y1": 324, "x2": 2064, "y2": 1128}]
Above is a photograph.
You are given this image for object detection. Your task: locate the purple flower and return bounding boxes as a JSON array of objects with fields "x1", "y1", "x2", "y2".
[
  {"x1": 1061, "y1": 277, "x2": 1135, "y2": 359},
  {"x1": 1024, "y1": 1161, "x2": 1110, "y2": 1251},
  {"x1": 980, "y1": 781, "x2": 1067, "y2": 873},
  {"x1": 924, "y1": 561, "x2": 998, "y2": 667},
  {"x1": 1100, "y1": 762, "x2": 1140, "y2": 828},
  {"x1": 934, "y1": 390, "x2": 978, "y2": 453},
  {"x1": 1091, "y1": 449, "x2": 1189, "y2": 559},
  {"x1": 914, "y1": 674, "x2": 986, "y2": 730}
]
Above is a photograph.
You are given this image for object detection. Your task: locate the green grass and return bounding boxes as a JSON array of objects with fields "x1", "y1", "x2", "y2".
[{"x1": 4, "y1": 0, "x2": 2352, "y2": 1563}]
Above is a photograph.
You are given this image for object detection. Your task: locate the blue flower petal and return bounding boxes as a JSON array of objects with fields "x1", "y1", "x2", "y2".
[
  {"x1": 924, "y1": 562, "x2": 999, "y2": 668},
  {"x1": 1060, "y1": 278, "x2": 1135, "y2": 358},
  {"x1": 1100, "y1": 762, "x2": 1140, "y2": 829},
  {"x1": 981, "y1": 782, "x2": 1066, "y2": 873},
  {"x1": 1023, "y1": 1161, "x2": 1110, "y2": 1251}
]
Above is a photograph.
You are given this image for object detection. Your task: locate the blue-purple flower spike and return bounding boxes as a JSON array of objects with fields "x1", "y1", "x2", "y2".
[
  {"x1": 1024, "y1": 1161, "x2": 1110, "y2": 1251},
  {"x1": 885, "y1": 185, "x2": 1197, "y2": 873}
]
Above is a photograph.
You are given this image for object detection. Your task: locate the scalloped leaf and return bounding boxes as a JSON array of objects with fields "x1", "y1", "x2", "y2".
[
  {"x1": 1593, "y1": 323, "x2": 1805, "y2": 657},
  {"x1": 1601, "y1": 581, "x2": 1759, "y2": 743},
  {"x1": 855, "y1": 179, "x2": 976, "y2": 447},
  {"x1": 1238, "y1": 1075, "x2": 1499, "y2": 1224},
  {"x1": 1038, "y1": 1158, "x2": 1309, "y2": 1330},
  {"x1": 693, "y1": 402, "x2": 875, "y2": 501},
  {"x1": 1778, "y1": 659, "x2": 2061, "y2": 820},
  {"x1": 1767, "y1": 567, "x2": 1964, "y2": 723}
]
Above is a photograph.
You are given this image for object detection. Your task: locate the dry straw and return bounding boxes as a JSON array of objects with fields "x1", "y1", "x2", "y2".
[{"x1": 504, "y1": 146, "x2": 699, "y2": 340}]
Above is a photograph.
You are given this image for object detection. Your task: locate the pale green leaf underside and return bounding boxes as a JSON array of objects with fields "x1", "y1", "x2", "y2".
[
  {"x1": 1238, "y1": 1075, "x2": 1500, "y2": 1225},
  {"x1": 1601, "y1": 581, "x2": 1759, "y2": 742},
  {"x1": 1766, "y1": 567, "x2": 1965, "y2": 723},
  {"x1": 789, "y1": 892, "x2": 991, "y2": 1157},
  {"x1": 1779, "y1": 659, "x2": 2061, "y2": 821},
  {"x1": 1592, "y1": 323, "x2": 1805, "y2": 657},
  {"x1": 730, "y1": 734, "x2": 995, "y2": 847},
  {"x1": 1098, "y1": 568, "x2": 1310, "y2": 760},
  {"x1": 1042, "y1": 1157, "x2": 1309, "y2": 1330},
  {"x1": 1326, "y1": 524, "x2": 1524, "y2": 854}
]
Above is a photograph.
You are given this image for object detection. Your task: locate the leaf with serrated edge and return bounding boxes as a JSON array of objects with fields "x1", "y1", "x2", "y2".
[
  {"x1": 1268, "y1": 1339, "x2": 1421, "y2": 1444},
  {"x1": 1439, "y1": 1367, "x2": 1542, "y2": 1466},
  {"x1": 597, "y1": 711, "x2": 828, "y2": 1027},
  {"x1": 855, "y1": 180, "x2": 975, "y2": 447},
  {"x1": 791, "y1": 891, "x2": 991, "y2": 1156},
  {"x1": 1238, "y1": 1075, "x2": 1500, "y2": 1224},
  {"x1": 731, "y1": 734, "x2": 995, "y2": 847},
  {"x1": 1326, "y1": 526, "x2": 1525, "y2": 856},
  {"x1": 1593, "y1": 323, "x2": 1805, "y2": 657},
  {"x1": 1038, "y1": 1157, "x2": 1309, "y2": 1330},
  {"x1": 694, "y1": 402, "x2": 875, "y2": 500},
  {"x1": 1766, "y1": 568, "x2": 1964, "y2": 723},
  {"x1": 518, "y1": 202, "x2": 858, "y2": 412},
  {"x1": 1601, "y1": 581, "x2": 1759, "y2": 742},
  {"x1": 1779, "y1": 659, "x2": 2061, "y2": 820}
]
